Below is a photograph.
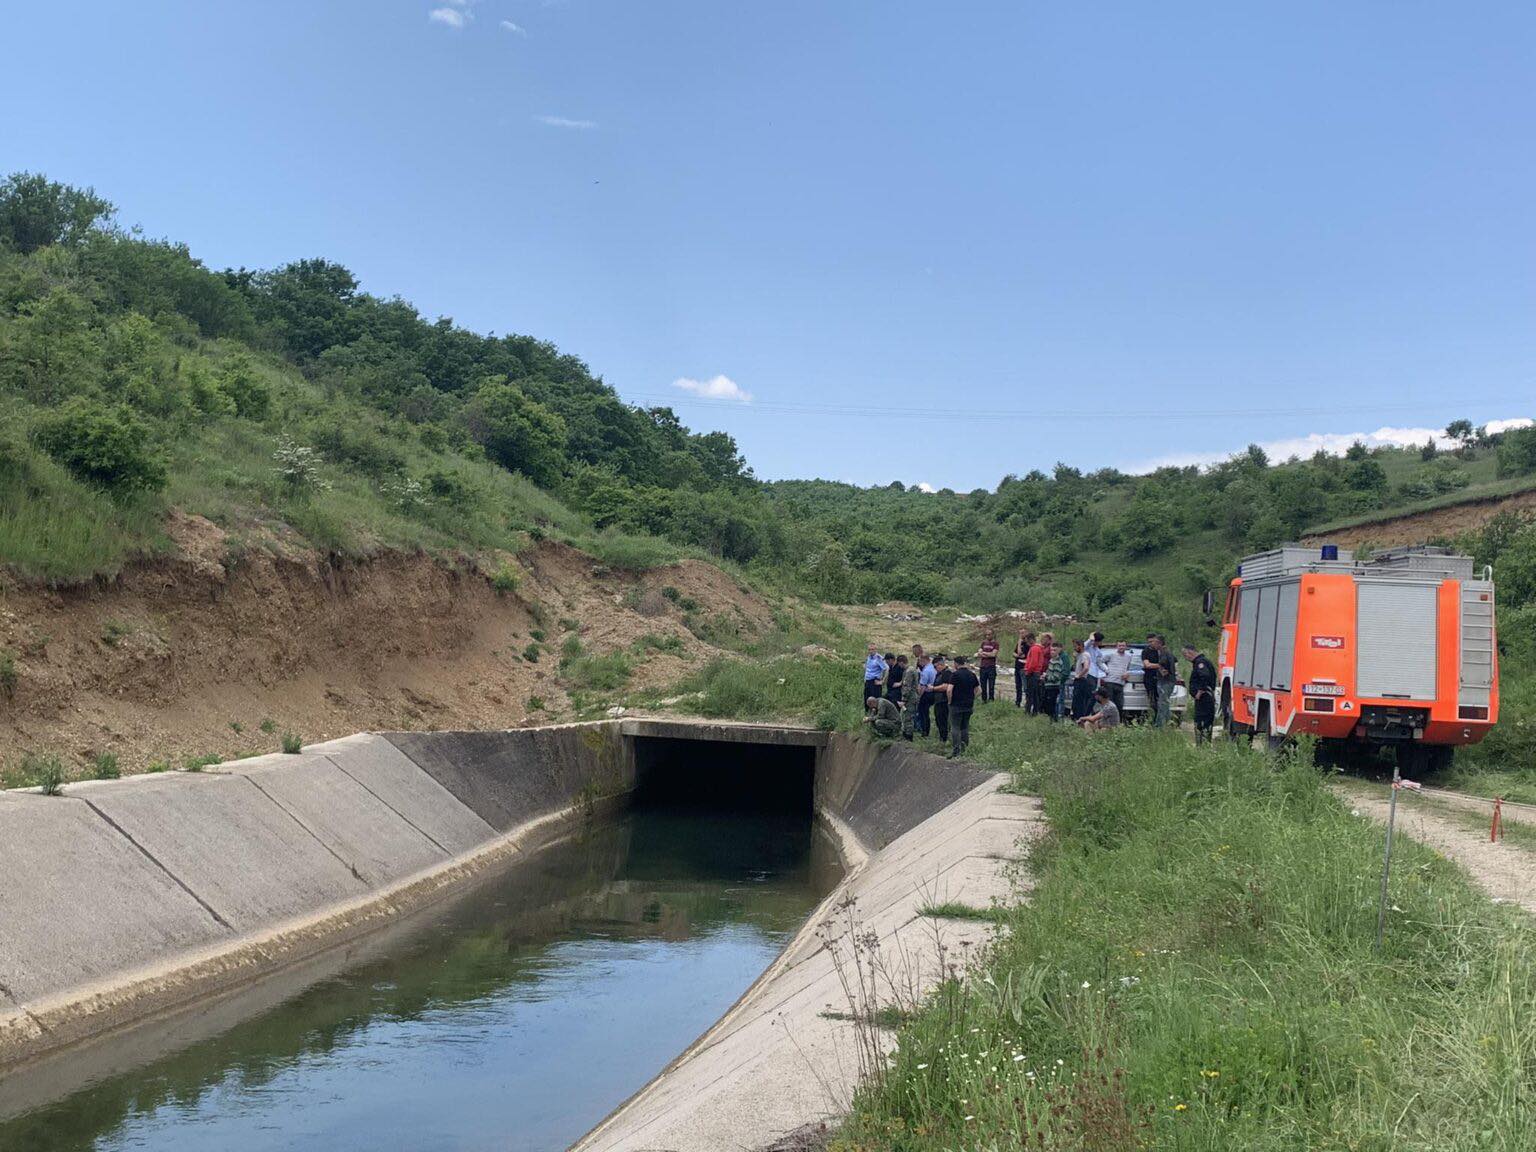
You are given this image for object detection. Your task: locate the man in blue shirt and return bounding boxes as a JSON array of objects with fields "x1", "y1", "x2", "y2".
[
  {"x1": 863, "y1": 644, "x2": 887, "y2": 707},
  {"x1": 916, "y1": 654, "x2": 937, "y2": 738}
]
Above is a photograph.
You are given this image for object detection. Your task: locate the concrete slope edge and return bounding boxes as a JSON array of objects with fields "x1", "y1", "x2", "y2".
[
  {"x1": 0, "y1": 790, "x2": 587, "y2": 1071},
  {"x1": 574, "y1": 736, "x2": 1040, "y2": 1152},
  {"x1": 0, "y1": 724, "x2": 638, "y2": 1073}
]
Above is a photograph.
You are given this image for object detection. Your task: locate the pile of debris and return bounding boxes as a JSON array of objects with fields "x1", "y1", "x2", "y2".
[
  {"x1": 955, "y1": 608, "x2": 1081, "y2": 634},
  {"x1": 873, "y1": 600, "x2": 924, "y2": 621}
]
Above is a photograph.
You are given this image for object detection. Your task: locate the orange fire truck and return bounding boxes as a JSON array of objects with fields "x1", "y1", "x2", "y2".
[{"x1": 1218, "y1": 544, "x2": 1497, "y2": 772}]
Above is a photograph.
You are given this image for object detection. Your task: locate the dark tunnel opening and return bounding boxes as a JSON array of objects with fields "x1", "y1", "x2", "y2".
[{"x1": 629, "y1": 737, "x2": 817, "y2": 814}]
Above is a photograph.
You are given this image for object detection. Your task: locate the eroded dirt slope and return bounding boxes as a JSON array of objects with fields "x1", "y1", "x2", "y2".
[
  {"x1": 1301, "y1": 486, "x2": 1536, "y2": 550},
  {"x1": 0, "y1": 515, "x2": 773, "y2": 775}
]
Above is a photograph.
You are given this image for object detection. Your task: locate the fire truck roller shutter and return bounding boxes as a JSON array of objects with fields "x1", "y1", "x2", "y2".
[
  {"x1": 1236, "y1": 586, "x2": 1260, "y2": 686},
  {"x1": 1272, "y1": 580, "x2": 1300, "y2": 690},
  {"x1": 1357, "y1": 581, "x2": 1438, "y2": 700},
  {"x1": 1254, "y1": 585, "x2": 1279, "y2": 688}
]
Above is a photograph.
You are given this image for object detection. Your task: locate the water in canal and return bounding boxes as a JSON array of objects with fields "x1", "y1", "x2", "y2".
[{"x1": 0, "y1": 804, "x2": 843, "y2": 1152}]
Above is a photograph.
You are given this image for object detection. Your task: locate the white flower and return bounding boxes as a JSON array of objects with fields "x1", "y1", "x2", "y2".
[
  {"x1": 1351, "y1": 808, "x2": 1362, "y2": 817},
  {"x1": 1013, "y1": 1054, "x2": 1026, "y2": 1062},
  {"x1": 1056, "y1": 1058, "x2": 1065, "y2": 1066},
  {"x1": 1119, "y1": 975, "x2": 1141, "y2": 987},
  {"x1": 1081, "y1": 981, "x2": 1091, "y2": 989},
  {"x1": 916, "y1": 1063, "x2": 929, "y2": 1069}
]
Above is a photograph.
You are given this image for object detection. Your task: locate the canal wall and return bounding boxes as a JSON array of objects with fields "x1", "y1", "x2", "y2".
[
  {"x1": 574, "y1": 734, "x2": 1040, "y2": 1152},
  {"x1": 0, "y1": 716, "x2": 1031, "y2": 1152},
  {"x1": 0, "y1": 723, "x2": 629, "y2": 1070}
]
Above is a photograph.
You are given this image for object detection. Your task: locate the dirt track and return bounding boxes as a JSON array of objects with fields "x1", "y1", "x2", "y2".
[{"x1": 1337, "y1": 780, "x2": 1536, "y2": 913}]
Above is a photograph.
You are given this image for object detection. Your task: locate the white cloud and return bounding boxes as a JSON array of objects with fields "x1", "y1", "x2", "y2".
[
  {"x1": 915, "y1": 481, "x2": 937, "y2": 493},
  {"x1": 499, "y1": 19, "x2": 526, "y2": 34},
  {"x1": 1135, "y1": 417, "x2": 1534, "y2": 473},
  {"x1": 535, "y1": 115, "x2": 597, "y2": 129},
  {"x1": 672, "y1": 375, "x2": 753, "y2": 404},
  {"x1": 428, "y1": 6, "x2": 468, "y2": 28}
]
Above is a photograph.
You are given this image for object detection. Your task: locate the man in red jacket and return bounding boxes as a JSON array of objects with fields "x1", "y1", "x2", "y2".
[{"x1": 1023, "y1": 631, "x2": 1050, "y2": 715}]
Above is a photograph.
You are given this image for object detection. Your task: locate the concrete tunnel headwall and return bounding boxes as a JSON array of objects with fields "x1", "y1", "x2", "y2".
[{"x1": 0, "y1": 719, "x2": 992, "y2": 1073}]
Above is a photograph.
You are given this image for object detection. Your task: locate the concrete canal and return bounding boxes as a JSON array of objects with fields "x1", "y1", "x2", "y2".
[
  {"x1": 0, "y1": 719, "x2": 1028, "y2": 1149},
  {"x1": 0, "y1": 799, "x2": 842, "y2": 1151}
]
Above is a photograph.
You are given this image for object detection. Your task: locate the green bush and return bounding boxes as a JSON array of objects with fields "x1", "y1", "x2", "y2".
[
  {"x1": 280, "y1": 732, "x2": 302, "y2": 754},
  {"x1": 522, "y1": 643, "x2": 541, "y2": 662},
  {"x1": 183, "y1": 753, "x2": 222, "y2": 772},
  {"x1": 582, "y1": 531, "x2": 682, "y2": 572},
  {"x1": 562, "y1": 649, "x2": 634, "y2": 694},
  {"x1": 92, "y1": 751, "x2": 120, "y2": 779},
  {"x1": 1497, "y1": 425, "x2": 1536, "y2": 477},
  {"x1": 33, "y1": 398, "x2": 167, "y2": 493},
  {"x1": 491, "y1": 564, "x2": 520, "y2": 595},
  {"x1": 0, "y1": 649, "x2": 15, "y2": 700},
  {"x1": 21, "y1": 752, "x2": 65, "y2": 795}
]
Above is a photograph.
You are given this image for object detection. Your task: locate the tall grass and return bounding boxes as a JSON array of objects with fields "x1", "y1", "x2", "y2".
[
  {"x1": 0, "y1": 418, "x2": 168, "y2": 581},
  {"x1": 664, "y1": 652, "x2": 862, "y2": 730},
  {"x1": 831, "y1": 713, "x2": 1536, "y2": 1150}
]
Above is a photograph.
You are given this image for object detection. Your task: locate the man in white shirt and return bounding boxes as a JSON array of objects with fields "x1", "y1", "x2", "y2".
[{"x1": 1101, "y1": 640, "x2": 1133, "y2": 713}]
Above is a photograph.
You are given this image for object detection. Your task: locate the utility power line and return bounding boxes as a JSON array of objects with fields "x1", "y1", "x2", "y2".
[{"x1": 619, "y1": 391, "x2": 1532, "y2": 424}]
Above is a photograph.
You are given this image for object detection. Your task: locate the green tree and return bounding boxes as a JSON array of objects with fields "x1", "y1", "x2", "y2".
[
  {"x1": 1496, "y1": 523, "x2": 1536, "y2": 609},
  {"x1": 218, "y1": 353, "x2": 271, "y2": 419},
  {"x1": 1496, "y1": 426, "x2": 1536, "y2": 477},
  {"x1": 1346, "y1": 457, "x2": 1387, "y2": 493},
  {"x1": 0, "y1": 172, "x2": 113, "y2": 253},
  {"x1": 462, "y1": 378, "x2": 568, "y2": 486},
  {"x1": 246, "y1": 259, "x2": 359, "y2": 360},
  {"x1": 1, "y1": 287, "x2": 100, "y2": 401}
]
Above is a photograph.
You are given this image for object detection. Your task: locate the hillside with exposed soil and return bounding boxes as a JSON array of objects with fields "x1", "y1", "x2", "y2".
[
  {"x1": 1301, "y1": 483, "x2": 1536, "y2": 550},
  {"x1": 0, "y1": 515, "x2": 774, "y2": 776}
]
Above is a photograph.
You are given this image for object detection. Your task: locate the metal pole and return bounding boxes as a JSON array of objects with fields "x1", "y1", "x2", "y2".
[{"x1": 1376, "y1": 765, "x2": 1400, "y2": 952}]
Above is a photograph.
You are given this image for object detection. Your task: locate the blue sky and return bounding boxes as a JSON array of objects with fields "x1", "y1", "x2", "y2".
[{"x1": 3, "y1": 1, "x2": 1533, "y2": 490}]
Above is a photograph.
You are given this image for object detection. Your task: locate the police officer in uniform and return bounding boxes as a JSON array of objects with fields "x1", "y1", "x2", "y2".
[{"x1": 1183, "y1": 643, "x2": 1217, "y2": 743}]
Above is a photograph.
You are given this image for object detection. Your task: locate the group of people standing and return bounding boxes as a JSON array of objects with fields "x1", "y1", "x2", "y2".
[
  {"x1": 862, "y1": 644, "x2": 981, "y2": 757},
  {"x1": 863, "y1": 628, "x2": 1220, "y2": 751}
]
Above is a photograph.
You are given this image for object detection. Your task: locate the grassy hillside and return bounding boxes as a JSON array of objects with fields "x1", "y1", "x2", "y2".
[
  {"x1": 1, "y1": 169, "x2": 1533, "y2": 773},
  {"x1": 4, "y1": 171, "x2": 1535, "y2": 602}
]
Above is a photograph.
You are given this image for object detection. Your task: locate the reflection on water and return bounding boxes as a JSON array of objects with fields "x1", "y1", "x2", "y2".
[{"x1": 0, "y1": 807, "x2": 842, "y2": 1152}]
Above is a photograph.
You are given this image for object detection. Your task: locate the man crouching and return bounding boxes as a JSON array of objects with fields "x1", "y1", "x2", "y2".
[{"x1": 865, "y1": 695, "x2": 902, "y2": 739}]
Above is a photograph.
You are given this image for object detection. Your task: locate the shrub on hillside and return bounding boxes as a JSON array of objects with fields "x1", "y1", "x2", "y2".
[
  {"x1": 1497, "y1": 425, "x2": 1536, "y2": 477},
  {"x1": 33, "y1": 398, "x2": 166, "y2": 493}
]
